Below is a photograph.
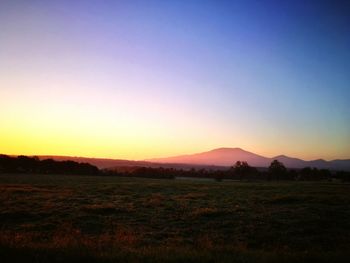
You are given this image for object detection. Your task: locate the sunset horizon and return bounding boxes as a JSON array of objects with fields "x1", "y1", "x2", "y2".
[
  {"x1": 1, "y1": 0, "x2": 349, "y2": 162},
  {"x1": 2, "y1": 144, "x2": 350, "y2": 163},
  {"x1": 1, "y1": 1, "x2": 350, "y2": 261}
]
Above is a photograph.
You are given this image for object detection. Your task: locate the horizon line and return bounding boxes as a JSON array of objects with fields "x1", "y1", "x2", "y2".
[{"x1": 2, "y1": 147, "x2": 349, "y2": 162}]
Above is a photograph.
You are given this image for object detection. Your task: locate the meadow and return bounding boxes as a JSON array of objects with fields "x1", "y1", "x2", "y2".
[{"x1": 0, "y1": 174, "x2": 350, "y2": 262}]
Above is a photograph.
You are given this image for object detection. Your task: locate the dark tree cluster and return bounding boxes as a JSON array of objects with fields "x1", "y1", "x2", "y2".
[
  {"x1": 1, "y1": 154, "x2": 349, "y2": 181},
  {"x1": 0, "y1": 155, "x2": 99, "y2": 175},
  {"x1": 297, "y1": 167, "x2": 332, "y2": 181},
  {"x1": 231, "y1": 161, "x2": 258, "y2": 179},
  {"x1": 105, "y1": 160, "x2": 349, "y2": 182}
]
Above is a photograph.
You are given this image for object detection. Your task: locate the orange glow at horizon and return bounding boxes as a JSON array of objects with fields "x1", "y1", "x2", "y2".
[
  {"x1": 1, "y1": 82, "x2": 349, "y2": 161},
  {"x1": 1, "y1": 107, "x2": 349, "y2": 161},
  {"x1": 1, "y1": 1, "x2": 349, "y2": 161}
]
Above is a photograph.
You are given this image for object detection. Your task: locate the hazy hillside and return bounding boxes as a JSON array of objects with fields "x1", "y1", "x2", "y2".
[
  {"x1": 147, "y1": 148, "x2": 350, "y2": 170},
  {"x1": 37, "y1": 156, "x2": 153, "y2": 169},
  {"x1": 36, "y1": 156, "x2": 226, "y2": 170},
  {"x1": 147, "y1": 148, "x2": 270, "y2": 167},
  {"x1": 34, "y1": 148, "x2": 350, "y2": 171}
]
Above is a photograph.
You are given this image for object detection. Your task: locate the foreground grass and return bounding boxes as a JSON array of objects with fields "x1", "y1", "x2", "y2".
[{"x1": 0, "y1": 174, "x2": 349, "y2": 262}]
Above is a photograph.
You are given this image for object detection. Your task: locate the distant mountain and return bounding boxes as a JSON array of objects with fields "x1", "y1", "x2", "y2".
[
  {"x1": 147, "y1": 148, "x2": 270, "y2": 167},
  {"x1": 33, "y1": 148, "x2": 350, "y2": 171},
  {"x1": 147, "y1": 148, "x2": 350, "y2": 171}
]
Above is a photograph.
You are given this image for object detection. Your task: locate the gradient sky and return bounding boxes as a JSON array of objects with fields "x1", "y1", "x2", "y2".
[{"x1": 1, "y1": 0, "x2": 349, "y2": 160}]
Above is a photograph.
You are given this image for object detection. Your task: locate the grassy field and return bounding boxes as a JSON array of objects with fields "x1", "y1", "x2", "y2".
[{"x1": 0, "y1": 174, "x2": 350, "y2": 262}]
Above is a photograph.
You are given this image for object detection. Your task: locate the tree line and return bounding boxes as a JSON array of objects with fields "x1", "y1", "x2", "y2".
[
  {"x1": 106, "y1": 160, "x2": 350, "y2": 182},
  {"x1": 1, "y1": 154, "x2": 349, "y2": 181},
  {"x1": 0, "y1": 155, "x2": 99, "y2": 175}
]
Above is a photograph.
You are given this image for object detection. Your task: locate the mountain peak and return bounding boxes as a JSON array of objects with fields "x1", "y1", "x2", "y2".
[
  {"x1": 273, "y1": 155, "x2": 288, "y2": 159},
  {"x1": 209, "y1": 147, "x2": 245, "y2": 153},
  {"x1": 310, "y1": 159, "x2": 327, "y2": 163},
  {"x1": 146, "y1": 148, "x2": 350, "y2": 170},
  {"x1": 147, "y1": 147, "x2": 269, "y2": 166}
]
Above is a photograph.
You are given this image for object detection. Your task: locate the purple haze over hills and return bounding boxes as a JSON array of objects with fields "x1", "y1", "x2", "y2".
[
  {"x1": 35, "y1": 148, "x2": 350, "y2": 171},
  {"x1": 147, "y1": 148, "x2": 350, "y2": 171}
]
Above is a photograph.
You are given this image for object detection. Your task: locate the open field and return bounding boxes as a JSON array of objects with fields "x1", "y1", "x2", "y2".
[{"x1": 0, "y1": 174, "x2": 350, "y2": 262}]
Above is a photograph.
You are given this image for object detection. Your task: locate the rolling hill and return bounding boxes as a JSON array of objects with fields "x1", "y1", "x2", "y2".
[
  {"x1": 147, "y1": 148, "x2": 350, "y2": 170},
  {"x1": 32, "y1": 148, "x2": 350, "y2": 171}
]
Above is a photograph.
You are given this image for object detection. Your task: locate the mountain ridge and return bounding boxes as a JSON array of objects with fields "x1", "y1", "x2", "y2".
[
  {"x1": 146, "y1": 148, "x2": 350, "y2": 170},
  {"x1": 8, "y1": 148, "x2": 349, "y2": 171}
]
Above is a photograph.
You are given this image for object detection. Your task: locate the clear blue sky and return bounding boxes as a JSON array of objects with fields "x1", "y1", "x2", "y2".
[{"x1": 1, "y1": 0, "x2": 349, "y2": 160}]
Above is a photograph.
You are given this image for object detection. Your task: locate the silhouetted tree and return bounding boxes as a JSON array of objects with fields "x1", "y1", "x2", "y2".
[
  {"x1": 17, "y1": 156, "x2": 38, "y2": 173},
  {"x1": 0, "y1": 155, "x2": 15, "y2": 173},
  {"x1": 231, "y1": 161, "x2": 257, "y2": 180},
  {"x1": 268, "y1": 160, "x2": 287, "y2": 180}
]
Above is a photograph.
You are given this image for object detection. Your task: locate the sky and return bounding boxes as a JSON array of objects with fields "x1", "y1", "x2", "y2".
[{"x1": 1, "y1": 0, "x2": 349, "y2": 160}]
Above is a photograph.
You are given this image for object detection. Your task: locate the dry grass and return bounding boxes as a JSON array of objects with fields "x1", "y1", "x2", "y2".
[
  {"x1": 0, "y1": 174, "x2": 350, "y2": 262},
  {"x1": 191, "y1": 207, "x2": 220, "y2": 217}
]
